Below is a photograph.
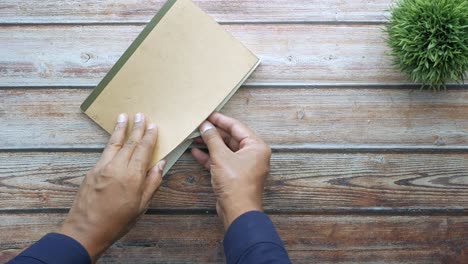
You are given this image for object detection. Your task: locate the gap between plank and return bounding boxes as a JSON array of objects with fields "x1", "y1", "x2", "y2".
[
  {"x1": 0, "y1": 208, "x2": 466, "y2": 216},
  {"x1": 0, "y1": 21, "x2": 387, "y2": 27},
  {"x1": 1, "y1": 83, "x2": 467, "y2": 90},
  {"x1": 2, "y1": 146, "x2": 468, "y2": 154}
]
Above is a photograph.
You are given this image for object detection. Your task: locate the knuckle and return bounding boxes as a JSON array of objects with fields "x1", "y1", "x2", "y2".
[
  {"x1": 139, "y1": 138, "x2": 154, "y2": 149},
  {"x1": 146, "y1": 127, "x2": 157, "y2": 134},
  {"x1": 232, "y1": 119, "x2": 243, "y2": 128},
  {"x1": 204, "y1": 131, "x2": 218, "y2": 142},
  {"x1": 125, "y1": 139, "x2": 139, "y2": 147},
  {"x1": 132, "y1": 122, "x2": 144, "y2": 130},
  {"x1": 255, "y1": 157, "x2": 270, "y2": 176},
  {"x1": 101, "y1": 163, "x2": 115, "y2": 176},
  {"x1": 131, "y1": 161, "x2": 147, "y2": 174},
  {"x1": 132, "y1": 157, "x2": 144, "y2": 166},
  {"x1": 113, "y1": 124, "x2": 123, "y2": 132},
  {"x1": 258, "y1": 143, "x2": 272, "y2": 156},
  {"x1": 107, "y1": 140, "x2": 123, "y2": 148}
]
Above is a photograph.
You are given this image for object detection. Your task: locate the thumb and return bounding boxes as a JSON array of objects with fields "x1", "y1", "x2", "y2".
[{"x1": 200, "y1": 121, "x2": 229, "y2": 156}]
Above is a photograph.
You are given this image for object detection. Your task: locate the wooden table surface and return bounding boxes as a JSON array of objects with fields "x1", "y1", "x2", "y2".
[{"x1": 1, "y1": 1, "x2": 467, "y2": 263}]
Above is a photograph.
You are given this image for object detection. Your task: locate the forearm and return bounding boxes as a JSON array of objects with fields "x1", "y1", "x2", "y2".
[
  {"x1": 223, "y1": 211, "x2": 291, "y2": 264},
  {"x1": 7, "y1": 233, "x2": 91, "y2": 264}
]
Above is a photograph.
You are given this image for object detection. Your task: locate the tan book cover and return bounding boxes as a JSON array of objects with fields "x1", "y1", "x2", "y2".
[{"x1": 80, "y1": 0, "x2": 260, "y2": 174}]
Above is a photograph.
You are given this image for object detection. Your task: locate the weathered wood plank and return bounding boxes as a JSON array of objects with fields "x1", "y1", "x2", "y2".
[
  {"x1": 0, "y1": 0, "x2": 392, "y2": 24},
  {"x1": 0, "y1": 214, "x2": 466, "y2": 263},
  {"x1": 1, "y1": 152, "x2": 467, "y2": 210},
  {"x1": 2, "y1": 88, "x2": 468, "y2": 149},
  {"x1": 0, "y1": 24, "x2": 410, "y2": 86}
]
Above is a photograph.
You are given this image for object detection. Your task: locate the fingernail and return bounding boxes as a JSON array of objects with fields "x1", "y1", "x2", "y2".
[
  {"x1": 147, "y1": 123, "x2": 157, "y2": 130},
  {"x1": 117, "y1": 113, "x2": 127, "y2": 123},
  {"x1": 134, "y1": 113, "x2": 143, "y2": 123},
  {"x1": 157, "y1": 160, "x2": 166, "y2": 172},
  {"x1": 200, "y1": 121, "x2": 214, "y2": 133}
]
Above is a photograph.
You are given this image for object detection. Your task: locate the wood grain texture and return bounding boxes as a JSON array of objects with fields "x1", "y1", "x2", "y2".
[
  {"x1": 1, "y1": 152, "x2": 467, "y2": 210},
  {"x1": 0, "y1": 24, "x2": 413, "y2": 87},
  {"x1": 2, "y1": 88, "x2": 468, "y2": 149},
  {"x1": 1, "y1": 1, "x2": 466, "y2": 262},
  {"x1": 1, "y1": 213, "x2": 467, "y2": 263},
  {"x1": 0, "y1": 0, "x2": 392, "y2": 24}
]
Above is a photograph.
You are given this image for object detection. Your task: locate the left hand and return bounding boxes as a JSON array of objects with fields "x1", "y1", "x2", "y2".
[{"x1": 59, "y1": 113, "x2": 166, "y2": 262}]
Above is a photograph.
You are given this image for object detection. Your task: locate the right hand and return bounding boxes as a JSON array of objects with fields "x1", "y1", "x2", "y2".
[{"x1": 191, "y1": 112, "x2": 271, "y2": 230}]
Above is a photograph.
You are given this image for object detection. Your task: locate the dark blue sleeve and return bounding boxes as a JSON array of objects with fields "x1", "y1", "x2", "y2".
[
  {"x1": 7, "y1": 233, "x2": 91, "y2": 264},
  {"x1": 223, "y1": 211, "x2": 291, "y2": 264}
]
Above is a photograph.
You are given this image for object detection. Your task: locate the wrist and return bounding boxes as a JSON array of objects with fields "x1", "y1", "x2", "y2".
[
  {"x1": 218, "y1": 197, "x2": 262, "y2": 230},
  {"x1": 58, "y1": 221, "x2": 105, "y2": 263}
]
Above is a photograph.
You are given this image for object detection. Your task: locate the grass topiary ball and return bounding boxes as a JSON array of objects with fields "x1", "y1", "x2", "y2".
[{"x1": 385, "y1": 0, "x2": 468, "y2": 90}]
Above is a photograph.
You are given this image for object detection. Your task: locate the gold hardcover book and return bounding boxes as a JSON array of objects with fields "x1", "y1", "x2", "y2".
[{"x1": 80, "y1": 0, "x2": 260, "y2": 174}]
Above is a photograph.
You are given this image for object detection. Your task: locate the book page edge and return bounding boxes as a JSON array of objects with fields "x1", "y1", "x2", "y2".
[{"x1": 187, "y1": 58, "x2": 261, "y2": 139}]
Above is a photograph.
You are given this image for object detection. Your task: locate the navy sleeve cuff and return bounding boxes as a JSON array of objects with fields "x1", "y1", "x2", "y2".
[
  {"x1": 8, "y1": 233, "x2": 91, "y2": 264},
  {"x1": 223, "y1": 211, "x2": 287, "y2": 264}
]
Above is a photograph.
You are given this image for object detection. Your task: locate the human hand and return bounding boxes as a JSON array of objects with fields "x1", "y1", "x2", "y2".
[
  {"x1": 59, "y1": 113, "x2": 166, "y2": 262},
  {"x1": 191, "y1": 112, "x2": 271, "y2": 230}
]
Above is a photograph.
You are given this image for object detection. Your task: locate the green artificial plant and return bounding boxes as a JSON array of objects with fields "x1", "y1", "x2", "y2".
[{"x1": 385, "y1": 0, "x2": 468, "y2": 90}]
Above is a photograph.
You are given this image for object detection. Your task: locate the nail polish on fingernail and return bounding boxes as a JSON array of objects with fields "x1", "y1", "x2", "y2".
[
  {"x1": 157, "y1": 160, "x2": 167, "y2": 172},
  {"x1": 117, "y1": 113, "x2": 127, "y2": 123},
  {"x1": 200, "y1": 121, "x2": 214, "y2": 133},
  {"x1": 147, "y1": 123, "x2": 157, "y2": 130},
  {"x1": 134, "y1": 113, "x2": 143, "y2": 123}
]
